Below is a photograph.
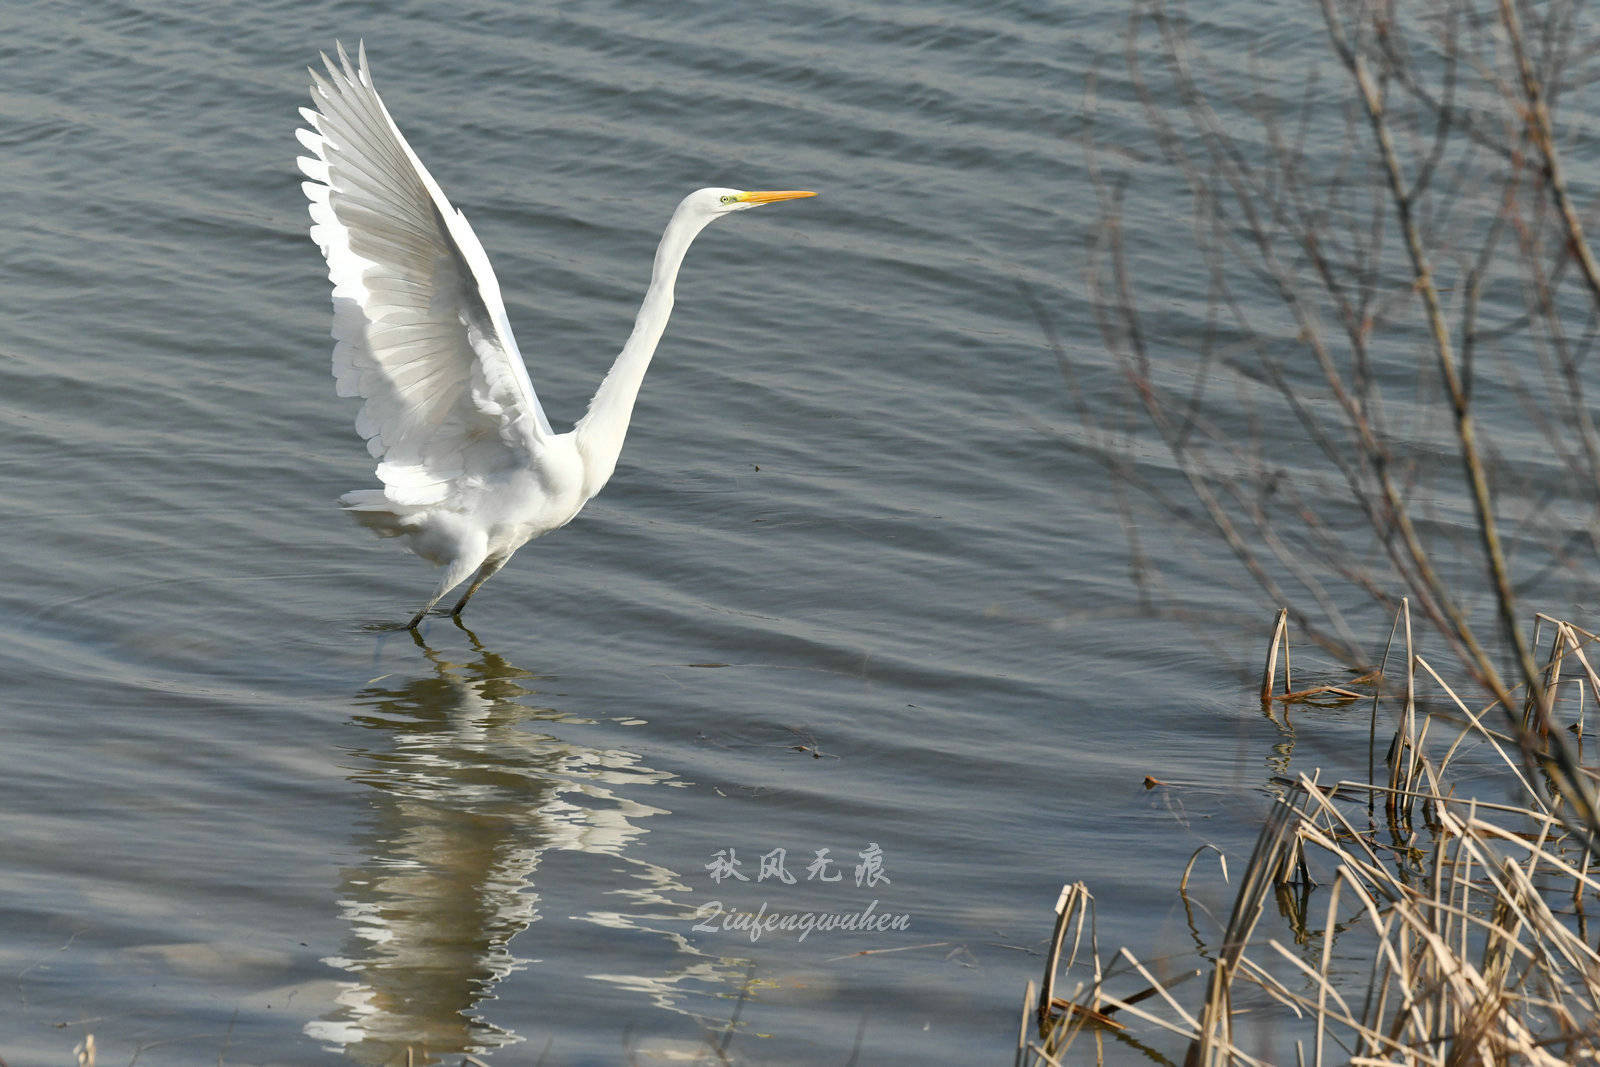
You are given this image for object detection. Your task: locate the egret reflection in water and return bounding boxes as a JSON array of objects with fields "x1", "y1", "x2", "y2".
[{"x1": 306, "y1": 628, "x2": 728, "y2": 1062}]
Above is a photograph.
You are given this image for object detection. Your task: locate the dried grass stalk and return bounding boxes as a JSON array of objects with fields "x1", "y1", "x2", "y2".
[{"x1": 1022, "y1": 612, "x2": 1600, "y2": 1065}]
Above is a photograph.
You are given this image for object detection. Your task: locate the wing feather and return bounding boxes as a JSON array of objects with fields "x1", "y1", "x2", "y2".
[{"x1": 298, "y1": 41, "x2": 553, "y2": 508}]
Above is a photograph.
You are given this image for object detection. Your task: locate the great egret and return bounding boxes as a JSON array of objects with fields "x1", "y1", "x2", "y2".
[{"x1": 297, "y1": 43, "x2": 815, "y2": 629}]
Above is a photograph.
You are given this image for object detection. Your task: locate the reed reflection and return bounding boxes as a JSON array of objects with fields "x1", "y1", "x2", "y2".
[{"x1": 308, "y1": 626, "x2": 680, "y2": 1064}]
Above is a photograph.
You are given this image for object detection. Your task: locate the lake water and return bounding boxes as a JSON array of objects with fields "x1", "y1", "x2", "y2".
[{"x1": 4, "y1": 0, "x2": 1592, "y2": 1063}]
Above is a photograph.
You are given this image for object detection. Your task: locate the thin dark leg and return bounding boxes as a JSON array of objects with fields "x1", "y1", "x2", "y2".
[
  {"x1": 407, "y1": 552, "x2": 487, "y2": 630},
  {"x1": 450, "y1": 556, "x2": 509, "y2": 617}
]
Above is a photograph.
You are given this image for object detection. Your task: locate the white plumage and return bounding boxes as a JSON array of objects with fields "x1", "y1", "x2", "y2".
[{"x1": 297, "y1": 42, "x2": 814, "y2": 628}]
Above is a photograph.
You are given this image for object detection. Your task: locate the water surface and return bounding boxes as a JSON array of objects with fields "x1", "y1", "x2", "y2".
[{"x1": 0, "y1": 0, "x2": 1558, "y2": 1062}]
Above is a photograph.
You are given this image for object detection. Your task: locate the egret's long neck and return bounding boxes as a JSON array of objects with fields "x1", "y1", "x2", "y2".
[{"x1": 573, "y1": 205, "x2": 712, "y2": 498}]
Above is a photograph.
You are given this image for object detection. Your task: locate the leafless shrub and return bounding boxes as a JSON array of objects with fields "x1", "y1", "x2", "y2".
[{"x1": 1069, "y1": 0, "x2": 1600, "y2": 818}]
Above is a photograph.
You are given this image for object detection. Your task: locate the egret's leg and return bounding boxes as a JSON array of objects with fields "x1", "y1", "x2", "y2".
[
  {"x1": 450, "y1": 555, "x2": 510, "y2": 618},
  {"x1": 407, "y1": 552, "x2": 486, "y2": 630}
]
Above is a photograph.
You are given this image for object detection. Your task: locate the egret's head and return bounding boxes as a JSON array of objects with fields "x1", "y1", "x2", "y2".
[{"x1": 689, "y1": 187, "x2": 817, "y2": 219}]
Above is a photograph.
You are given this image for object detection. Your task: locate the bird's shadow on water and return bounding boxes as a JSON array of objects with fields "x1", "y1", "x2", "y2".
[{"x1": 307, "y1": 619, "x2": 748, "y2": 1062}]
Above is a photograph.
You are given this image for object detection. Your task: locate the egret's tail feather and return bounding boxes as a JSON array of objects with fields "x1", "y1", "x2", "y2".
[{"x1": 339, "y1": 489, "x2": 416, "y2": 538}]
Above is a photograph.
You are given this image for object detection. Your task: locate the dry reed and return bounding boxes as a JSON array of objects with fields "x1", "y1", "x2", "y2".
[{"x1": 1021, "y1": 609, "x2": 1600, "y2": 1065}]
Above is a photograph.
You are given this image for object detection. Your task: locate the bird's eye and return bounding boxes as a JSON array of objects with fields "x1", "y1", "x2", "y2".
[{"x1": 719, "y1": 194, "x2": 737, "y2": 205}]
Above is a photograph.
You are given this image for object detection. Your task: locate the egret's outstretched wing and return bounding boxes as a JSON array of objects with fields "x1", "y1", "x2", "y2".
[{"x1": 297, "y1": 41, "x2": 552, "y2": 507}]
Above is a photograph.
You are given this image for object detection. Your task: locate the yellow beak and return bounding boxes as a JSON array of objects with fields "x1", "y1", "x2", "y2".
[{"x1": 736, "y1": 190, "x2": 818, "y2": 205}]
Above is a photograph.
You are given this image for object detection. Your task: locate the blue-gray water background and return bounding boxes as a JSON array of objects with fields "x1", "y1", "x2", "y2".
[{"x1": 5, "y1": 0, "x2": 1596, "y2": 1063}]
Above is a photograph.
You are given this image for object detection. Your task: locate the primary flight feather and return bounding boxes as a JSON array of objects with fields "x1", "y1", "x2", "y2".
[{"x1": 297, "y1": 42, "x2": 814, "y2": 628}]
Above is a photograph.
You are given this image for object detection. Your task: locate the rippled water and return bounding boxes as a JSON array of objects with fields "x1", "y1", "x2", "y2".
[{"x1": 3, "y1": 0, "x2": 1566, "y2": 1063}]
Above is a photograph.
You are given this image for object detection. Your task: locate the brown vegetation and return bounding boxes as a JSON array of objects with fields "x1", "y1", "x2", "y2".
[{"x1": 1019, "y1": 609, "x2": 1600, "y2": 1064}]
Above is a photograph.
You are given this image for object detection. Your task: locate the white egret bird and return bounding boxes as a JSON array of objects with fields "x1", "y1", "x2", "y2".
[{"x1": 297, "y1": 43, "x2": 815, "y2": 629}]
